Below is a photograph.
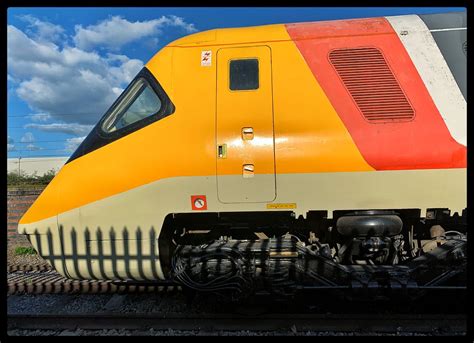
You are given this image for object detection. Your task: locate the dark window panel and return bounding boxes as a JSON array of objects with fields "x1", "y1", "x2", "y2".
[{"x1": 230, "y1": 59, "x2": 259, "y2": 91}]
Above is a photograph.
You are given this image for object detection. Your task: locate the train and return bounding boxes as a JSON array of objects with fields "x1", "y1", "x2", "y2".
[{"x1": 19, "y1": 12, "x2": 466, "y2": 297}]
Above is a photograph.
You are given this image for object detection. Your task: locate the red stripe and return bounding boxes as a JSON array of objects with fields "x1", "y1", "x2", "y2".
[{"x1": 285, "y1": 18, "x2": 466, "y2": 170}]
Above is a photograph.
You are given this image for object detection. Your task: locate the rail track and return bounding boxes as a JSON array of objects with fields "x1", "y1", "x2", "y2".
[
  {"x1": 7, "y1": 264, "x2": 180, "y2": 295},
  {"x1": 7, "y1": 264, "x2": 468, "y2": 335},
  {"x1": 7, "y1": 263, "x2": 52, "y2": 273},
  {"x1": 7, "y1": 312, "x2": 466, "y2": 333},
  {"x1": 6, "y1": 263, "x2": 467, "y2": 299}
]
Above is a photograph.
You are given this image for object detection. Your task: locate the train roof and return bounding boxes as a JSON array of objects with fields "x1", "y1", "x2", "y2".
[
  {"x1": 166, "y1": 11, "x2": 466, "y2": 48},
  {"x1": 167, "y1": 23, "x2": 287, "y2": 47}
]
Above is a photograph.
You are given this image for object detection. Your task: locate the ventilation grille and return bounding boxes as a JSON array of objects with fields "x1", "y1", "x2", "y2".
[{"x1": 329, "y1": 47, "x2": 415, "y2": 123}]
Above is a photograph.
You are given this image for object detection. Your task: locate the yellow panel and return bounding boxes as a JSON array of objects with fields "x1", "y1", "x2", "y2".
[
  {"x1": 146, "y1": 47, "x2": 173, "y2": 98},
  {"x1": 216, "y1": 46, "x2": 276, "y2": 203},
  {"x1": 20, "y1": 25, "x2": 374, "y2": 224}
]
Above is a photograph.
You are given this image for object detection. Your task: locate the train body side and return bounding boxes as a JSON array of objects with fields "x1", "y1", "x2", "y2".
[{"x1": 18, "y1": 13, "x2": 466, "y2": 281}]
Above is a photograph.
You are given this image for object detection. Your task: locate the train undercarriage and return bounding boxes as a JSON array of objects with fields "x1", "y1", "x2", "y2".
[{"x1": 160, "y1": 209, "x2": 467, "y2": 298}]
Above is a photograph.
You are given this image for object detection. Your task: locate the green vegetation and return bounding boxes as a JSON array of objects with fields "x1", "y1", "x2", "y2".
[
  {"x1": 7, "y1": 169, "x2": 56, "y2": 187},
  {"x1": 14, "y1": 246, "x2": 38, "y2": 256}
]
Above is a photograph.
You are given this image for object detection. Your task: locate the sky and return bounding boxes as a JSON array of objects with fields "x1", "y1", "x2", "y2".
[{"x1": 7, "y1": 7, "x2": 465, "y2": 158}]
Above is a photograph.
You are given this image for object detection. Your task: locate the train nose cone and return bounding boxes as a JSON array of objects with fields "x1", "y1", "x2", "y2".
[{"x1": 17, "y1": 175, "x2": 66, "y2": 275}]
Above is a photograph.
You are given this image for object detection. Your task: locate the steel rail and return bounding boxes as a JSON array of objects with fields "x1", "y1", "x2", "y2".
[
  {"x1": 7, "y1": 267, "x2": 467, "y2": 295},
  {"x1": 7, "y1": 313, "x2": 467, "y2": 333},
  {"x1": 7, "y1": 269, "x2": 180, "y2": 294}
]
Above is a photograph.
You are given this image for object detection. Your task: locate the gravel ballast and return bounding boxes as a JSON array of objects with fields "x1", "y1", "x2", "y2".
[
  {"x1": 7, "y1": 328, "x2": 464, "y2": 336},
  {"x1": 8, "y1": 241, "x2": 48, "y2": 267}
]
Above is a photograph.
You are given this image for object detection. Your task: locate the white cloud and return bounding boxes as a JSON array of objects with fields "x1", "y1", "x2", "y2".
[
  {"x1": 7, "y1": 14, "x2": 197, "y2": 143},
  {"x1": 8, "y1": 24, "x2": 144, "y2": 126},
  {"x1": 20, "y1": 132, "x2": 35, "y2": 143},
  {"x1": 166, "y1": 15, "x2": 197, "y2": 33},
  {"x1": 64, "y1": 136, "x2": 86, "y2": 152},
  {"x1": 29, "y1": 112, "x2": 52, "y2": 122},
  {"x1": 25, "y1": 144, "x2": 41, "y2": 151},
  {"x1": 74, "y1": 15, "x2": 197, "y2": 51},
  {"x1": 25, "y1": 123, "x2": 94, "y2": 136},
  {"x1": 18, "y1": 14, "x2": 66, "y2": 45},
  {"x1": 8, "y1": 25, "x2": 63, "y2": 66}
]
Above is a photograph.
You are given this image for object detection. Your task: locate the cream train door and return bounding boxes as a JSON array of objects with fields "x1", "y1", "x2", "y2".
[{"x1": 216, "y1": 46, "x2": 276, "y2": 203}]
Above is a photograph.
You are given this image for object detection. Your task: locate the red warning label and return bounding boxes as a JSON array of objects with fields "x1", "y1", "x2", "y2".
[
  {"x1": 191, "y1": 195, "x2": 207, "y2": 210},
  {"x1": 201, "y1": 50, "x2": 212, "y2": 66}
]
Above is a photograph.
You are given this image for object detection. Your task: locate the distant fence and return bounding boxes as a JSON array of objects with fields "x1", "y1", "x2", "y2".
[{"x1": 7, "y1": 186, "x2": 46, "y2": 244}]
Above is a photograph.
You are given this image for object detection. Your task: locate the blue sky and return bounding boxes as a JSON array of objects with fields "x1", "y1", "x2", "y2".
[{"x1": 7, "y1": 7, "x2": 464, "y2": 158}]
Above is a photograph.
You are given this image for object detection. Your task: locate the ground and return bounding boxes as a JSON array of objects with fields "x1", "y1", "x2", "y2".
[{"x1": 8, "y1": 238, "x2": 47, "y2": 266}]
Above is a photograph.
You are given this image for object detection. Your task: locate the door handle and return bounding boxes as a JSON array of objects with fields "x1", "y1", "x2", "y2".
[
  {"x1": 217, "y1": 144, "x2": 227, "y2": 158},
  {"x1": 242, "y1": 127, "x2": 254, "y2": 140},
  {"x1": 243, "y1": 164, "x2": 254, "y2": 178}
]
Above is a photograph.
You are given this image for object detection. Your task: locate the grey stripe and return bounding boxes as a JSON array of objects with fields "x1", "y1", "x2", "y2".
[{"x1": 419, "y1": 12, "x2": 466, "y2": 100}]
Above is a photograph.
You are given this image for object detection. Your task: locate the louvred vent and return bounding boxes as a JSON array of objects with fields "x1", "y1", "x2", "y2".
[{"x1": 329, "y1": 47, "x2": 415, "y2": 123}]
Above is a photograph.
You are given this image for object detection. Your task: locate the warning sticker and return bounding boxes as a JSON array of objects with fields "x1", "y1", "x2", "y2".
[
  {"x1": 191, "y1": 195, "x2": 208, "y2": 210},
  {"x1": 201, "y1": 50, "x2": 212, "y2": 66}
]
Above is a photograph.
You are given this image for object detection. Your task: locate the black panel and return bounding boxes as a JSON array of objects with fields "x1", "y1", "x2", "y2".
[
  {"x1": 67, "y1": 67, "x2": 175, "y2": 164},
  {"x1": 419, "y1": 12, "x2": 467, "y2": 100},
  {"x1": 419, "y1": 12, "x2": 466, "y2": 30},
  {"x1": 229, "y1": 59, "x2": 259, "y2": 90}
]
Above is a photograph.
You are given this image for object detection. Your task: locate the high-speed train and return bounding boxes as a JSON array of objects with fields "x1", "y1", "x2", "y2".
[{"x1": 19, "y1": 12, "x2": 466, "y2": 296}]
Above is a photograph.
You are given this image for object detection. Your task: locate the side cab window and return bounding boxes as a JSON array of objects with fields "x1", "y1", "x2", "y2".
[
  {"x1": 67, "y1": 67, "x2": 174, "y2": 163},
  {"x1": 99, "y1": 67, "x2": 174, "y2": 136}
]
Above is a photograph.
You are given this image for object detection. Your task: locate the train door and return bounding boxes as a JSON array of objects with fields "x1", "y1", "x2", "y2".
[{"x1": 216, "y1": 46, "x2": 276, "y2": 203}]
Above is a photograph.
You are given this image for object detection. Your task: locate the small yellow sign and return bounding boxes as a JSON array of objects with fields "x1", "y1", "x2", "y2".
[{"x1": 266, "y1": 203, "x2": 297, "y2": 209}]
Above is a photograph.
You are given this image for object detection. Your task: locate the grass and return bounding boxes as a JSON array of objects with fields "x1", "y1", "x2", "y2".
[{"x1": 14, "y1": 246, "x2": 37, "y2": 256}]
